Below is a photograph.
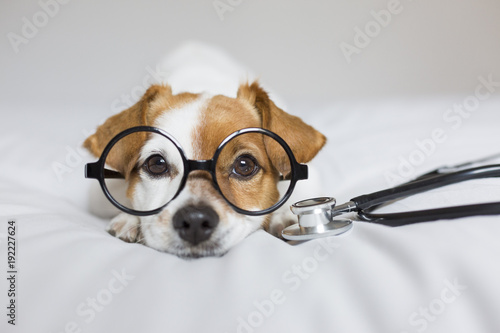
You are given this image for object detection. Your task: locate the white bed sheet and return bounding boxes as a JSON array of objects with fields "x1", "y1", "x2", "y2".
[{"x1": 1, "y1": 46, "x2": 500, "y2": 333}]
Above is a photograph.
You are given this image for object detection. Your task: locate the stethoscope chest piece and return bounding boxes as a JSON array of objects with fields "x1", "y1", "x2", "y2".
[{"x1": 282, "y1": 197, "x2": 353, "y2": 241}]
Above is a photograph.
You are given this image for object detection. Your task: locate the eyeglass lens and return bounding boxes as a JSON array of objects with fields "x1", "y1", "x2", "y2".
[
  {"x1": 215, "y1": 132, "x2": 291, "y2": 212},
  {"x1": 103, "y1": 131, "x2": 185, "y2": 212}
]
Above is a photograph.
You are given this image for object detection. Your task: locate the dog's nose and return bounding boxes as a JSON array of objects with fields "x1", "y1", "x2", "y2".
[{"x1": 172, "y1": 205, "x2": 219, "y2": 245}]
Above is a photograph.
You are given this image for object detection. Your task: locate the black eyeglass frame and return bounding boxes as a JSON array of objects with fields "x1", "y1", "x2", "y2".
[{"x1": 85, "y1": 126, "x2": 309, "y2": 217}]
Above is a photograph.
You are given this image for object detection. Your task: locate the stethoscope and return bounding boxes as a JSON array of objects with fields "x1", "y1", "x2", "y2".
[{"x1": 282, "y1": 153, "x2": 500, "y2": 241}]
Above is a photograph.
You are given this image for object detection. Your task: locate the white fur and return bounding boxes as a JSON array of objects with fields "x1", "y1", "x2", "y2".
[
  {"x1": 131, "y1": 95, "x2": 207, "y2": 212},
  {"x1": 107, "y1": 212, "x2": 140, "y2": 242}
]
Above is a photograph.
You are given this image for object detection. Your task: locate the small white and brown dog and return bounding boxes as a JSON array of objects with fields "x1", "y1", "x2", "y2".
[{"x1": 84, "y1": 81, "x2": 325, "y2": 258}]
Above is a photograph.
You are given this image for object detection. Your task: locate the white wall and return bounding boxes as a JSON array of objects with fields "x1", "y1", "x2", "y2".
[{"x1": 1, "y1": 0, "x2": 499, "y2": 107}]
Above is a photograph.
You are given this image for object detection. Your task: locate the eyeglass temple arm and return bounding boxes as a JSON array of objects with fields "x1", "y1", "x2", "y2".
[{"x1": 85, "y1": 162, "x2": 125, "y2": 179}]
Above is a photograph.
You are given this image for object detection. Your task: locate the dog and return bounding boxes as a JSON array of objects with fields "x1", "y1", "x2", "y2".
[{"x1": 84, "y1": 81, "x2": 326, "y2": 258}]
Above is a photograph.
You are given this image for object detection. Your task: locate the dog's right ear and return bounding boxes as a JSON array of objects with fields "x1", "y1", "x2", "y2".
[
  {"x1": 83, "y1": 84, "x2": 172, "y2": 175},
  {"x1": 237, "y1": 82, "x2": 326, "y2": 175}
]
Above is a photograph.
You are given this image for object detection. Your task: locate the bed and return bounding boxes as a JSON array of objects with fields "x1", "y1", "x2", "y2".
[{"x1": 1, "y1": 43, "x2": 500, "y2": 333}]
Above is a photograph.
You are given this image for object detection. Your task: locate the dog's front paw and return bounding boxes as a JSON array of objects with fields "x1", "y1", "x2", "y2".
[
  {"x1": 107, "y1": 213, "x2": 141, "y2": 243},
  {"x1": 266, "y1": 209, "x2": 297, "y2": 239}
]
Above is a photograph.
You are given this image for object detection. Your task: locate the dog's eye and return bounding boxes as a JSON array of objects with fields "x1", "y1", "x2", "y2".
[
  {"x1": 144, "y1": 154, "x2": 169, "y2": 176},
  {"x1": 232, "y1": 155, "x2": 259, "y2": 178}
]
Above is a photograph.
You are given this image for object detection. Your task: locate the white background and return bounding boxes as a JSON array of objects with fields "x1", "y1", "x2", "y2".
[{"x1": 1, "y1": 0, "x2": 499, "y2": 107}]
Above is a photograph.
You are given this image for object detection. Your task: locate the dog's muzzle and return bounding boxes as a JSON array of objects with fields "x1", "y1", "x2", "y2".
[{"x1": 172, "y1": 205, "x2": 219, "y2": 245}]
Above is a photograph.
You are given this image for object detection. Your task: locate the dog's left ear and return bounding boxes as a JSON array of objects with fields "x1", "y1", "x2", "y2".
[{"x1": 237, "y1": 82, "x2": 326, "y2": 173}]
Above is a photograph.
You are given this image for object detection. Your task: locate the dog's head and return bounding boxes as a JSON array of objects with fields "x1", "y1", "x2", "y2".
[{"x1": 84, "y1": 82, "x2": 325, "y2": 257}]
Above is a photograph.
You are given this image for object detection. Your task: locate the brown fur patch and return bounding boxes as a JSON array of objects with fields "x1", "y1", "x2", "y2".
[{"x1": 193, "y1": 95, "x2": 261, "y2": 159}]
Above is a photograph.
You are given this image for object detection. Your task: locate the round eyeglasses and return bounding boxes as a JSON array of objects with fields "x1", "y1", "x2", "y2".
[{"x1": 85, "y1": 126, "x2": 309, "y2": 216}]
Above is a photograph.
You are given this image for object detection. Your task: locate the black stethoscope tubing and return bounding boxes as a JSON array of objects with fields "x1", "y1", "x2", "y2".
[{"x1": 351, "y1": 164, "x2": 500, "y2": 226}]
